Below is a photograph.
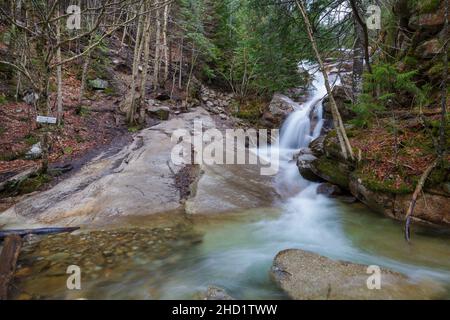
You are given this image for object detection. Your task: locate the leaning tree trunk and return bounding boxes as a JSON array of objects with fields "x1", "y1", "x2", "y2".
[
  {"x1": 404, "y1": 158, "x2": 439, "y2": 242},
  {"x1": 294, "y1": 0, "x2": 354, "y2": 160}
]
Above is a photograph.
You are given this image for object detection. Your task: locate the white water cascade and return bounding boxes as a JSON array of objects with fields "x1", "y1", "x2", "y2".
[{"x1": 274, "y1": 62, "x2": 340, "y2": 197}]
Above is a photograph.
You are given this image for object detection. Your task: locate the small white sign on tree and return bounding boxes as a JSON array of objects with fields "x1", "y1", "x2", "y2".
[{"x1": 36, "y1": 116, "x2": 57, "y2": 124}]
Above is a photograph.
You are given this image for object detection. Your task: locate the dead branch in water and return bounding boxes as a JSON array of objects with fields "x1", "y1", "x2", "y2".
[
  {"x1": 0, "y1": 227, "x2": 80, "y2": 241},
  {"x1": 404, "y1": 158, "x2": 440, "y2": 242}
]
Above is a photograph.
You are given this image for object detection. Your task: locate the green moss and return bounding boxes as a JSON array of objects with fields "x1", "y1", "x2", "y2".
[
  {"x1": 25, "y1": 134, "x2": 39, "y2": 145},
  {"x1": 314, "y1": 157, "x2": 350, "y2": 188},
  {"x1": 17, "y1": 174, "x2": 51, "y2": 195},
  {"x1": 233, "y1": 100, "x2": 263, "y2": 122},
  {"x1": 0, "y1": 94, "x2": 7, "y2": 105},
  {"x1": 417, "y1": 0, "x2": 440, "y2": 14},
  {"x1": 2, "y1": 173, "x2": 52, "y2": 197},
  {"x1": 63, "y1": 146, "x2": 74, "y2": 155},
  {"x1": 355, "y1": 170, "x2": 414, "y2": 194},
  {"x1": 76, "y1": 105, "x2": 91, "y2": 117},
  {"x1": 128, "y1": 126, "x2": 141, "y2": 133},
  {"x1": 103, "y1": 86, "x2": 116, "y2": 96}
]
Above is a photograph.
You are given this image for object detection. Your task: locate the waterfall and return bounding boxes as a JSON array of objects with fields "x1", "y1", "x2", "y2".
[{"x1": 274, "y1": 63, "x2": 333, "y2": 196}]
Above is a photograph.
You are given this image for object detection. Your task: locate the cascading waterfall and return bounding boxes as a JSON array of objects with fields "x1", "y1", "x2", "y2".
[{"x1": 275, "y1": 62, "x2": 340, "y2": 196}]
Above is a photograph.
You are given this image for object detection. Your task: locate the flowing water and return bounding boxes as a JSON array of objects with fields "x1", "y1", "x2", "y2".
[{"x1": 13, "y1": 64, "x2": 450, "y2": 300}]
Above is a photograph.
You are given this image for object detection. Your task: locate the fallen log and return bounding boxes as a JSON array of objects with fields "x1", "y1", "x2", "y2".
[
  {"x1": 0, "y1": 227, "x2": 80, "y2": 240},
  {"x1": 0, "y1": 235, "x2": 22, "y2": 300}
]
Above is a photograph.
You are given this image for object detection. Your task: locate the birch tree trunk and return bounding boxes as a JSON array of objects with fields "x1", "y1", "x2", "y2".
[
  {"x1": 294, "y1": 0, "x2": 354, "y2": 160},
  {"x1": 352, "y1": 9, "x2": 364, "y2": 102},
  {"x1": 162, "y1": 3, "x2": 171, "y2": 83}
]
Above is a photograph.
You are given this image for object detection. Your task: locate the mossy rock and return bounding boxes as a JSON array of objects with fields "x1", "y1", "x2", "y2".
[
  {"x1": 353, "y1": 170, "x2": 414, "y2": 195},
  {"x1": 322, "y1": 130, "x2": 348, "y2": 162},
  {"x1": 17, "y1": 174, "x2": 51, "y2": 194},
  {"x1": 1, "y1": 173, "x2": 52, "y2": 197},
  {"x1": 310, "y1": 157, "x2": 351, "y2": 189}
]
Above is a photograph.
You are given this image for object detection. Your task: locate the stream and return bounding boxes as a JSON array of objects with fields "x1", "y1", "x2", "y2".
[{"x1": 11, "y1": 64, "x2": 450, "y2": 300}]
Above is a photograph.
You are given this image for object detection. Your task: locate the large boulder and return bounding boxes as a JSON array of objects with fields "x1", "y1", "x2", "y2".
[
  {"x1": 147, "y1": 106, "x2": 170, "y2": 121},
  {"x1": 271, "y1": 249, "x2": 446, "y2": 300},
  {"x1": 296, "y1": 152, "x2": 323, "y2": 182},
  {"x1": 262, "y1": 94, "x2": 295, "y2": 127},
  {"x1": 310, "y1": 157, "x2": 351, "y2": 189},
  {"x1": 88, "y1": 78, "x2": 109, "y2": 90}
]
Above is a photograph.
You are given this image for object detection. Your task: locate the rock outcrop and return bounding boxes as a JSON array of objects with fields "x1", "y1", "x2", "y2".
[
  {"x1": 306, "y1": 129, "x2": 450, "y2": 227},
  {"x1": 271, "y1": 249, "x2": 446, "y2": 300},
  {"x1": 0, "y1": 108, "x2": 215, "y2": 228},
  {"x1": 295, "y1": 149, "x2": 322, "y2": 182},
  {"x1": 262, "y1": 94, "x2": 295, "y2": 127}
]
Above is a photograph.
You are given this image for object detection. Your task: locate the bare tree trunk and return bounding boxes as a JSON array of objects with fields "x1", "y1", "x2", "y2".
[
  {"x1": 185, "y1": 45, "x2": 198, "y2": 104},
  {"x1": 162, "y1": 3, "x2": 171, "y2": 83},
  {"x1": 153, "y1": 0, "x2": 161, "y2": 89},
  {"x1": 439, "y1": 0, "x2": 448, "y2": 157},
  {"x1": 120, "y1": 10, "x2": 130, "y2": 50},
  {"x1": 56, "y1": 15, "x2": 63, "y2": 125},
  {"x1": 78, "y1": 33, "x2": 95, "y2": 105},
  {"x1": 352, "y1": 5, "x2": 364, "y2": 102},
  {"x1": 295, "y1": 0, "x2": 354, "y2": 160},
  {"x1": 127, "y1": 1, "x2": 145, "y2": 124},
  {"x1": 178, "y1": 36, "x2": 183, "y2": 89},
  {"x1": 349, "y1": 0, "x2": 372, "y2": 73},
  {"x1": 138, "y1": 4, "x2": 153, "y2": 122}
]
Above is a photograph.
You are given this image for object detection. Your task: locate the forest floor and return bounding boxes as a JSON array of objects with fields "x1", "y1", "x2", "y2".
[{"x1": 0, "y1": 74, "x2": 132, "y2": 209}]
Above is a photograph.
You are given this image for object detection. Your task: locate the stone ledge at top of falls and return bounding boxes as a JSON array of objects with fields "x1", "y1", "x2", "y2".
[
  {"x1": 270, "y1": 249, "x2": 447, "y2": 300},
  {"x1": 0, "y1": 108, "x2": 216, "y2": 228}
]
